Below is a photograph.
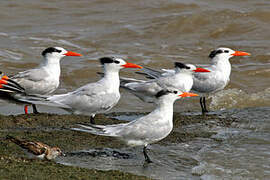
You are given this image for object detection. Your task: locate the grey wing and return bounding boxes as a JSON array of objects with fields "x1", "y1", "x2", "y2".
[
  {"x1": 11, "y1": 68, "x2": 57, "y2": 95},
  {"x1": 49, "y1": 83, "x2": 120, "y2": 114},
  {"x1": 73, "y1": 123, "x2": 127, "y2": 137},
  {"x1": 120, "y1": 76, "x2": 146, "y2": 87},
  {"x1": 158, "y1": 76, "x2": 185, "y2": 90},
  {"x1": 117, "y1": 114, "x2": 166, "y2": 142},
  {"x1": 160, "y1": 69, "x2": 176, "y2": 76},
  {"x1": 136, "y1": 67, "x2": 163, "y2": 79},
  {"x1": 117, "y1": 118, "x2": 149, "y2": 138},
  {"x1": 80, "y1": 119, "x2": 154, "y2": 145},
  {"x1": 12, "y1": 68, "x2": 49, "y2": 82},
  {"x1": 192, "y1": 71, "x2": 225, "y2": 93},
  {"x1": 124, "y1": 81, "x2": 162, "y2": 96}
]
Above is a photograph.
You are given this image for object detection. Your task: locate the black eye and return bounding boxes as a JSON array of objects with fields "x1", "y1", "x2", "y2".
[
  {"x1": 224, "y1": 50, "x2": 229, "y2": 53},
  {"x1": 114, "y1": 60, "x2": 120, "y2": 64},
  {"x1": 173, "y1": 91, "x2": 177, "y2": 94}
]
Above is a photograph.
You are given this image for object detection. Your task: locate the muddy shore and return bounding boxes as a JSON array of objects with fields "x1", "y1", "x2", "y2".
[{"x1": 0, "y1": 112, "x2": 237, "y2": 179}]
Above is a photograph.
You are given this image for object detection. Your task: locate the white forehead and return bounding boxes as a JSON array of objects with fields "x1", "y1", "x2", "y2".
[
  {"x1": 185, "y1": 64, "x2": 196, "y2": 70},
  {"x1": 114, "y1": 57, "x2": 126, "y2": 65},
  {"x1": 54, "y1": 47, "x2": 67, "y2": 52},
  {"x1": 217, "y1": 47, "x2": 234, "y2": 52}
]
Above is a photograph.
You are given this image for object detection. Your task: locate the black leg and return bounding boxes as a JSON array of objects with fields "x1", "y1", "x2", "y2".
[
  {"x1": 200, "y1": 96, "x2": 209, "y2": 115},
  {"x1": 32, "y1": 104, "x2": 39, "y2": 114},
  {"x1": 200, "y1": 97, "x2": 204, "y2": 114},
  {"x1": 90, "y1": 115, "x2": 95, "y2": 124},
  {"x1": 203, "y1": 97, "x2": 209, "y2": 113},
  {"x1": 143, "y1": 146, "x2": 153, "y2": 163}
]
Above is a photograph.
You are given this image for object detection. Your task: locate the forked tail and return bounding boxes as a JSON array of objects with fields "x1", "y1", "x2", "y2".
[
  {"x1": 0, "y1": 73, "x2": 25, "y2": 94},
  {"x1": 0, "y1": 72, "x2": 69, "y2": 109},
  {"x1": 72, "y1": 123, "x2": 121, "y2": 137}
]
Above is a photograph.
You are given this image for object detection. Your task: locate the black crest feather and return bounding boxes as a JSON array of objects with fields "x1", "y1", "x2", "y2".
[
  {"x1": 42, "y1": 47, "x2": 61, "y2": 56},
  {"x1": 99, "y1": 57, "x2": 114, "y2": 65},
  {"x1": 174, "y1": 62, "x2": 190, "y2": 69},
  {"x1": 155, "y1": 90, "x2": 170, "y2": 98},
  {"x1": 209, "y1": 49, "x2": 223, "y2": 58}
]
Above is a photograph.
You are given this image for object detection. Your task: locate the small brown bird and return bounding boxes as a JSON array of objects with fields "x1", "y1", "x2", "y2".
[{"x1": 6, "y1": 135, "x2": 64, "y2": 160}]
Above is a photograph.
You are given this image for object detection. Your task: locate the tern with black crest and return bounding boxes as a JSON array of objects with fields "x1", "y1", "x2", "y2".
[
  {"x1": 191, "y1": 47, "x2": 250, "y2": 114},
  {"x1": 120, "y1": 62, "x2": 210, "y2": 103},
  {"x1": 5, "y1": 57, "x2": 142, "y2": 124},
  {"x1": 72, "y1": 89, "x2": 198, "y2": 163},
  {"x1": 0, "y1": 47, "x2": 82, "y2": 114}
]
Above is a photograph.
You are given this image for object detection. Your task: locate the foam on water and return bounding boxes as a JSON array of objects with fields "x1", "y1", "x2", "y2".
[{"x1": 210, "y1": 88, "x2": 270, "y2": 110}]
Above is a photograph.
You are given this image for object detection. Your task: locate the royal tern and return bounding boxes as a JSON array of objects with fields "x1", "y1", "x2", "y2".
[
  {"x1": 72, "y1": 89, "x2": 198, "y2": 163},
  {"x1": 191, "y1": 47, "x2": 250, "y2": 114},
  {"x1": 8, "y1": 57, "x2": 142, "y2": 123},
  {"x1": 0, "y1": 47, "x2": 82, "y2": 114},
  {"x1": 120, "y1": 62, "x2": 210, "y2": 103},
  {"x1": 6, "y1": 135, "x2": 64, "y2": 160}
]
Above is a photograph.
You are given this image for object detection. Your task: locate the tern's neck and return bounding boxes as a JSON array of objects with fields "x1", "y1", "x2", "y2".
[
  {"x1": 211, "y1": 57, "x2": 231, "y2": 77},
  {"x1": 41, "y1": 57, "x2": 61, "y2": 75},
  {"x1": 153, "y1": 97, "x2": 175, "y2": 118},
  {"x1": 42, "y1": 56, "x2": 61, "y2": 66},
  {"x1": 102, "y1": 68, "x2": 120, "y2": 90}
]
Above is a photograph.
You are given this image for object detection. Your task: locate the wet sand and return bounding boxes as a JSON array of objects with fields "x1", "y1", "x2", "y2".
[{"x1": 0, "y1": 112, "x2": 237, "y2": 179}]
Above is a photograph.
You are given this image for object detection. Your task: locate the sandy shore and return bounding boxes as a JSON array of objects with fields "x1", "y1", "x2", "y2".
[{"x1": 0, "y1": 112, "x2": 236, "y2": 179}]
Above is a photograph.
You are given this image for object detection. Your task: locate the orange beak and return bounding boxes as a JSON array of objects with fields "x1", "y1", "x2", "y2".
[
  {"x1": 179, "y1": 92, "x2": 199, "y2": 97},
  {"x1": 64, "y1": 51, "x2": 82, "y2": 56},
  {"x1": 231, "y1": 51, "x2": 251, "y2": 56},
  {"x1": 1, "y1": 75, "x2": 9, "y2": 80},
  {"x1": 193, "y1": 67, "x2": 211, "y2": 73},
  {"x1": 121, "y1": 62, "x2": 143, "y2": 69}
]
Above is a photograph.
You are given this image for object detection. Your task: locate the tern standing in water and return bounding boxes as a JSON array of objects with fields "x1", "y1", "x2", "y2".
[
  {"x1": 120, "y1": 62, "x2": 210, "y2": 103},
  {"x1": 72, "y1": 89, "x2": 198, "y2": 163},
  {"x1": 192, "y1": 47, "x2": 250, "y2": 114}
]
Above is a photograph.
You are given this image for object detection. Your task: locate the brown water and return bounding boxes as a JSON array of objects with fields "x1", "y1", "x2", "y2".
[{"x1": 0, "y1": 0, "x2": 269, "y2": 179}]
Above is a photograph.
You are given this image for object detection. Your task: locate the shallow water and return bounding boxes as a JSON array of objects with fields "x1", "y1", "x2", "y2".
[
  {"x1": 0, "y1": 0, "x2": 269, "y2": 113},
  {"x1": 0, "y1": 0, "x2": 269, "y2": 179},
  {"x1": 57, "y1": 107, "x2": 270, "y2": 180},
  {"x1": 192, "y1": 107, "x2": 270, "y2": 180}
]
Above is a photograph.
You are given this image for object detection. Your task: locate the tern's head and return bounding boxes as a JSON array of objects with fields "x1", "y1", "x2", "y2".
[
  {"x1": 155, "y1": 88, "x2": 198, "y2": 103},
  {"x1": 99, "y1": 57, "x2": 142, "y2": 72},
  {"x1": 42, "y1": 47, "x2": 82, "y2": 61},
  {"x1": 174, "y1": 62, "x2": 210, "y2": 73},
  {"x1": 208, "y1": 47, "x2": 250, "y2": 61}
]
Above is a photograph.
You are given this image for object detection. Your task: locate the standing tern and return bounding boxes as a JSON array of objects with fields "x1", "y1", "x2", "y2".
[
  {"x1": 191, "y1": 47, "x2": 250, "y2": 114},
  {"x1": 72, "y1": 89, "x2": 198, "y2": 163},
  {"x1": 120, "y1": 62, "x2": 210, "y2": 103},
  {"x1": 6, "y1": 57, "x2": 142, "y2": 123},
  {"x1": 0, "y1": 47, "x2": 82, "y2": 114}
]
